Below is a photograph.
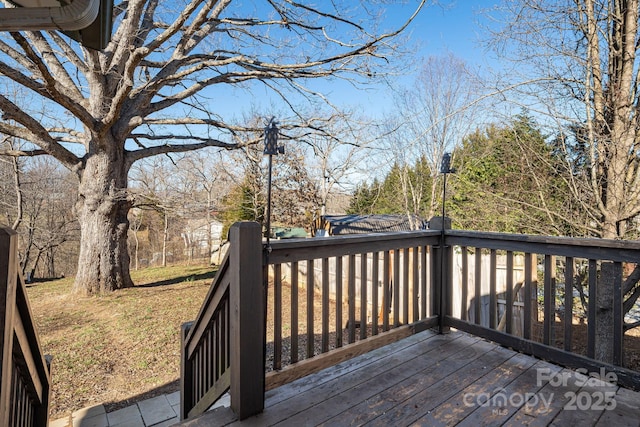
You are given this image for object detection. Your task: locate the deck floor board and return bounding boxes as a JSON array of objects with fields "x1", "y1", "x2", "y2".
[
  {"x1": 325, "y1": 340, "x2": 515, "y2": 427},
  {"x1": 179, "y1": 330, "x2": 640, "y2": 427},
  {"x1": 290, "y1": 337, "x2": 493, "y2": 426}
]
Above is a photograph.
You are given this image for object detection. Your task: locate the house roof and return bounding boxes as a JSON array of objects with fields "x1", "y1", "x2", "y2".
[
  {"x1": 319, "y1": 214, "x2": 426, "y2": 235},
  {"x1": 272, "y1": 227, "x2": 308, "y2": 239}
]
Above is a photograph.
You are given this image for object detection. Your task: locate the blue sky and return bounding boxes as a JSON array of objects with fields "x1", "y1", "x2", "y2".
[
  {"x1": 235, "y1": 1, "x2": 498, "y2": 121},
  {"x1": 403, "y1": 1, "x2": 490, "y2": 60},
  {"x1": 346, "y1": 1, "x2": 496, "y2": 115}
]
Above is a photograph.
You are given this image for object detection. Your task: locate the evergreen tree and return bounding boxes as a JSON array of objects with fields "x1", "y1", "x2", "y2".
[
  {"x1": 351, "y1": 113, "x2": 574, "y2": 236},
  {"x1": 450, "y1": 114, "x2": 571, "y2": 235}
]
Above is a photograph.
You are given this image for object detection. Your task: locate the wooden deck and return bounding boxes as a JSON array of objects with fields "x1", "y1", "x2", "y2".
[{"x1": 177, "y1": 329, "x2": 640, "y2": 426}]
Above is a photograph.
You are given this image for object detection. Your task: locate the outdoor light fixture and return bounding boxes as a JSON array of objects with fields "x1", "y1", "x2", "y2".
[
  {"x1": 440, "y1": 152, "x2": 455, "y2": 220},
  {"x1": 263, "y1": 117, "x2": 284, "y2": 246},
  {"x1": 264, "y1": 118, "x2": 284, "y2": 156},
  {"x1": 440, "y1": 152, "x2": 455, "y2": 174}
]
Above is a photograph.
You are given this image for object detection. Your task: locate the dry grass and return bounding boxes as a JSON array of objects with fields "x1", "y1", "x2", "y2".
[{"x1": 26, "y1": 265, "x2": 214, "y2": 420}]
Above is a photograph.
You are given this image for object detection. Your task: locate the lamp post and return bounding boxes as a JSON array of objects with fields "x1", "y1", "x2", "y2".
[
  {"x1": 439, "y1": 152, "x2": 455, "y2": 334},
  {"x1": 263, "y1": 117, "x2": 284, "y2": 249},
  {"x1": 261, "y1": 118, "x2": 283, "y2": 396}
]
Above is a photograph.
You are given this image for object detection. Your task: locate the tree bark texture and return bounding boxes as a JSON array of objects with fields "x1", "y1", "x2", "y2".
[
  {"x1": 73, "y1": 150, "x2": 133, "y2": 294},
  {"x1": 595, "y1": 262, "x2": 615, "y2": 363}
]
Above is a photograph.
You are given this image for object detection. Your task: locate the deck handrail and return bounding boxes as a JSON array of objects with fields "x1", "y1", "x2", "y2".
[
  {"x1": 444, "y1": 229, "x2": 640, "y2": 391},
  {"x1": 264, "y1": 229, "x2": 442, "y2": 387},
  {"x1": 180, "y1": 224, "x2": 443, "y2": 421},
  {"x1": 180, "y1": 222, "x2": 264, "y2": 421},
  {"x1": 181, "y1": 221, "x2": 640, "y2": 422},
  {"x1": 180, "y1": 251, "x2": 230, "y2": 420},
  {"x1": 446, "y1": 229, "x2": 640, "y2": 261},
  {"x1": 0, "y1": 226, "x2": 52, "y2": 427}
]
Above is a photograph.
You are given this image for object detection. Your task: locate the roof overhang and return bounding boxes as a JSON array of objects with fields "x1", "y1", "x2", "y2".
[{"x1": 0, "y1": 0, "x2": 113, "y2": 50}]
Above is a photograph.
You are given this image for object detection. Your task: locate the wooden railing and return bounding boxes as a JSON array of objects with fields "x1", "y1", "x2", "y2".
[
  {"x1": 180, "y1": 254, "x2": 230, "y2": 420},
  {"x1": 444, "y1": 230, "x2": 640, "y2": 391},
  {"x1": 180, "y1": 222, "x2": 442, "y2": 421},
  {"x1": 264, "y1": 228, "x2": 441, "y2": 388},
  {"x1": 181, "y1": 220, "x2": 640, "y2": 422},
  {"x1": 0, "y1": 226, "x2": 52, "y2": 427},
  {"x1": 180, "y1": 222, "x2": 264, "y2": 421}
]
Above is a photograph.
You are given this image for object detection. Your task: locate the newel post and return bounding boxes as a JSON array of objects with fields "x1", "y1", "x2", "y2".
[{"x1": 229, "y1": 222, "x2": 264, "y2": 419}]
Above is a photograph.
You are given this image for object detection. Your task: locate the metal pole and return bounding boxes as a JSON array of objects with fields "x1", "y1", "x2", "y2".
[
  {"x1": 262, "y1": 117, "x2": 279, "y2": 397},
  {"x1": 265, "y1": 154, "x2": 273, "y2": 250},
  {"x1": 262, "y1": 154, "x2": 273, "y2": 399}
]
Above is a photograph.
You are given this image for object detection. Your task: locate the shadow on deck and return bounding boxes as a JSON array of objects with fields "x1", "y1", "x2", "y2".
[{"x1": 177, "y1": 329, "x2": 640, "y2": 426}]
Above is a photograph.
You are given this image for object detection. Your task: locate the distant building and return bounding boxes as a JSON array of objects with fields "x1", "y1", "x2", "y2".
[
  {"x1": 314, "y1": 214, "x2": 427, "y2": 236},
  {"x1": 182, "y1": 218, "x2": 224, "y2": 258}
]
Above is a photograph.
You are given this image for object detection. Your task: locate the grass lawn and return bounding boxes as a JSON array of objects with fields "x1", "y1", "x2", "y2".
[{"x1": 26, "y1": 264, "x2": 215, "y2": 420}]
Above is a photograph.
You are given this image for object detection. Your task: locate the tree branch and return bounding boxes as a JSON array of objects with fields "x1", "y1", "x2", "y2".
[
  {"x1": 0, "y1": 148, "x2": 49, "y2": 157},
  {"x1": 24, "y1": 31, "x2": 84, "y2": 100},
  {"x1": 128, "y1": 0, "x2": 426, "y2": 124},
  {"x1": 623, "y1": 264, "x2": 640, "y2": 295},
  {"x1": 0, "y1": 95, "x2": 82, "y2": 171},
  {"x1": 624, "y1": 320, "x2": 640, "y2": 332},
  {"x1": 10, "y1": 32, "x2": 92, "y2": 123},
  {"x1": 125, "y1": 139, "x2": 238, "y2": 165}
]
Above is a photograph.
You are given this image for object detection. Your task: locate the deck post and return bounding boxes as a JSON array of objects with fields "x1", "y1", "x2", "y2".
[
  {"x1": 0, "y1": 227, "x2": 18, "y2": 427},
  {"x1": 179, "y1": 321, "x2": 193, "y2": 421},
  {"x1": 229, "y1": 222, "x2": 264, "y2": 420},
  {"x1": 429, "y1": 217, "x2": 451, "y2": 334}
]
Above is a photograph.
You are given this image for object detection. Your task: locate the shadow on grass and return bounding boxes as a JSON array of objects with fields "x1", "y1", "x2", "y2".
[
  {"x1": 135, "y1": 271, "x2": 217, "y2": 288},
  {"x1": 24, "y1": 276, "x2": 67, "y2": 287}
]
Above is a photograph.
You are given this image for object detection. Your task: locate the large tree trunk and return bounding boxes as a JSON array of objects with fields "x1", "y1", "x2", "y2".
[
  {"x1": 588, "y1": 0, "x2": 639, "y2": 365},
  {"x1": 596, "y1": 262, "x2": 615, "y2": 363},
  {"x1": 73, "y1": 150, "x2": 134, "y2": 294}
]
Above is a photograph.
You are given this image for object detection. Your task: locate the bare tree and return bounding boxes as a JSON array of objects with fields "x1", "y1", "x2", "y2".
[
  {"x1": 270, "y1": 143, "x2": 320, "y2": 228},
  {"x1": 129, "y1": 156, "x2": 183, "y2": 267},
  {"x1": 174, "y1": 150, "x2": 233, "y2": 259},
  {"x1": 220, "y1": 135, "x2": 267, "y2": 231},
  {"x1": 16, "y1": 157, "x2": 78, "y2": 279},
  {"x1": 0, "y1": 0, "x2": 426, "y2": 293},
  {"x1": 302, "y1": 112, "x2": 370, "y2": 217},
  {"x1": 486, "y1": 0, "x2": 640, "y2": 240},
  {"x1": 384, "y1": 54, "x2": 482, "y2": 220},
  {"x1": 128, "y1": 207, "x2": 143, "y2": 270},
  {"x1": 221, "y1": 133, "x2": 319, "y2": 233},
  {"x1": 485, "y1": 0, "x2": 640, "y2": 362},
  {"x1": 0, "y1": 83, "x2": 35, "y2": 230}
]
